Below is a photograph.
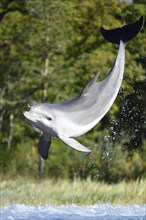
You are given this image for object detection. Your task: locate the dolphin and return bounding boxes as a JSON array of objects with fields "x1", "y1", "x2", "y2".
[{"x1": 23, "y1": 16, "x2": 144, "y2": 159}]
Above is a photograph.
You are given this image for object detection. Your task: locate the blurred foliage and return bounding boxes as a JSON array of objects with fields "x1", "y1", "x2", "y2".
[
  {"x1": 0, "y1": 0, "x2": 146, "y2": 183},
  {"x1": 1, "y1": 177, "x2": 145, "y2": 206}
]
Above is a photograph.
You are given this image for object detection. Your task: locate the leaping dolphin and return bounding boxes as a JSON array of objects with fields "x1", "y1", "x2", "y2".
[{"x1": 23, "y1": 16, "x2": 144, "y2": 159}]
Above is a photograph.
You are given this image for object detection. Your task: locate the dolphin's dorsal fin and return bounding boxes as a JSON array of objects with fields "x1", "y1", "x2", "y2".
[
  {"x1": 82, "y1": 71, "x2": 101, "y2": 95},
  {"x1": 38, "y1": 134, "x2": 51, "y2": 160}
]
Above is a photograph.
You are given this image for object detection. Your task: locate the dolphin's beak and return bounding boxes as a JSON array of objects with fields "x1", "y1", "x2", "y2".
[
  {"x1": 23, "y1": 111, "x2": 38, "y2": 124},
  {"x1": 23, "y1": 111, "x2": 38, "y2": 121},
  {"x1": 23, "y1": 111, "x2": 43, "y2": 122},
  {"x1": 23, "y1": 111, "x2": 31, "y2": 119}
]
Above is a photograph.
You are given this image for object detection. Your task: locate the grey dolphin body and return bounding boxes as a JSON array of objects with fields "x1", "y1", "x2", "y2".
[{"x1": 24, "y1": 16, "x2": 144, "y2": 159}]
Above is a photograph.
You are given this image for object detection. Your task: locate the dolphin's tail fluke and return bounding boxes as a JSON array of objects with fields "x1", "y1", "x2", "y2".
[{"x1": 100, "y1": 16, "x2": 145, "y2": 44}]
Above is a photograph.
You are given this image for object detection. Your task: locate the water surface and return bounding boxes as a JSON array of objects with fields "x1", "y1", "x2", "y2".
[{"x1": 1, "y1": 204, "x2": 146, "y2": 220}]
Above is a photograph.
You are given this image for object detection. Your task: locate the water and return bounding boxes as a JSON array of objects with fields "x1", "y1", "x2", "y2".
[{"x1": 1, "y1": 204, "x2": 146, "y2": 220}]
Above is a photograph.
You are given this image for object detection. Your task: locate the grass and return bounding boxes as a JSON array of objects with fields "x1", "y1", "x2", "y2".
[{"x1": 0, "y1": 177, "x2": 146, "y2": 207}]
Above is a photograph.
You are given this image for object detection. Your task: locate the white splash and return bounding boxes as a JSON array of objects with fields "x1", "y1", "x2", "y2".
[{"x1": 1, "y1": 204, "x2": 146, "y2": 220}]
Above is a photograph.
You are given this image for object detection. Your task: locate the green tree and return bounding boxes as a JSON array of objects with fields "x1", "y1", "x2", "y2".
[{"x1": 0, "y1": 0, "x2": 145, "y2": 181}]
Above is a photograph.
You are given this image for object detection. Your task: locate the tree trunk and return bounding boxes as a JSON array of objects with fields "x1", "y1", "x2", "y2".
[
  {"x1": 0, "y1": 109, "x2": 5, "y2": 134},
  {"x1": 38, "y1": 154, "x2": 44, "y2": 178},
  {"x1": 38, "y1": 11, "x2": 49, "y2": 178},
  {"x1": 7, "y1": 114, "x2": 14, "y2": 150},
  {"x1": 0, "y1": 88, "x2": 6, "y2": 134}
]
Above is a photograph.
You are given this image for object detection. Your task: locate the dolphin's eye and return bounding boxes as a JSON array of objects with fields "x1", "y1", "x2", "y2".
[{"x1": 46, "y1": 117, "x2": 52, "y2": 121}]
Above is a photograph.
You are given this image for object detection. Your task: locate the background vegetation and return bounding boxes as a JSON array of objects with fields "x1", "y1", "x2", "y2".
[
  {"x1": 1, "y1": 177, "x2": 145, "y2": 206},
  {"x1": 0, "y1": 0, "x2": 146, "y2": 183}
]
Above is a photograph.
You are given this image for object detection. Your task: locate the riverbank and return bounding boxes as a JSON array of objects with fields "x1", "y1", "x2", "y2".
[{"x1": 1, "y1": 177, "x2": 145, "y2": 207}]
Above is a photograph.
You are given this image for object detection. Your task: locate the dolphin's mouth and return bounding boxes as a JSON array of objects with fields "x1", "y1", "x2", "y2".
[
  {"x1": 23, "y1": 111, "x2": 34, "y2": 118},
  {"x1": 23, "y1": 111, "x2": 43, "y2": 121}
]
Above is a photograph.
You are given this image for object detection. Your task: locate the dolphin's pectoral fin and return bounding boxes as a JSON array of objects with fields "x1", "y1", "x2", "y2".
[
  {"x1": 38, "y1": 134, "x2": 51, "y2": 160},
  {"x1": 59, "y1": 136, "x2": 91, "y2": 153}
]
